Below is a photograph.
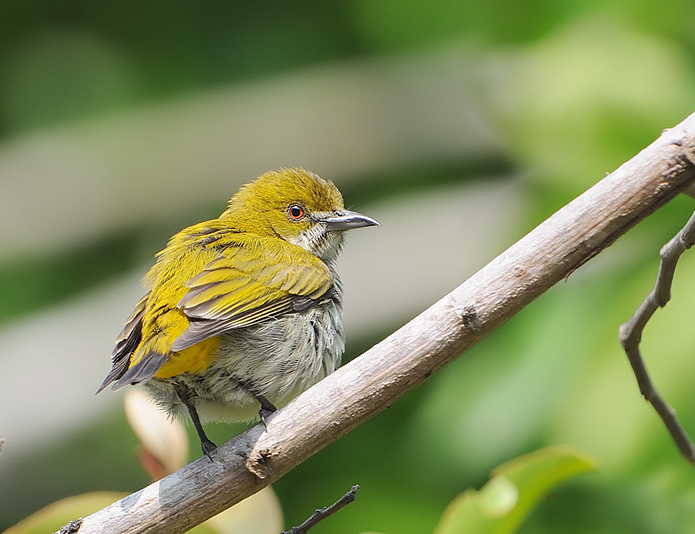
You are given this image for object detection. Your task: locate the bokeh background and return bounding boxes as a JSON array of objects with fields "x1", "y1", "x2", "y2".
[{"x1": 2, "y1": 1, "x2": 695, "y2": 532}]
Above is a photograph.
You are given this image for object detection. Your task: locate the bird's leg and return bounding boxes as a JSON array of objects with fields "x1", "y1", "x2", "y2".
[
  {"x1": 255, "y1": 393, "x2": 277, "y2": 431},
  {"x1": 173, "y1": 382, "x2": 217, "y2": 460},
  {"x1": 238, "y1": 380, "x2": 277, "y2": 431}
]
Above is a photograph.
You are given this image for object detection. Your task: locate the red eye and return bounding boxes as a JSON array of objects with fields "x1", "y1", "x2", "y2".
[{"x1": 288, "y1": 204, "x2": 305, "y2": 220}]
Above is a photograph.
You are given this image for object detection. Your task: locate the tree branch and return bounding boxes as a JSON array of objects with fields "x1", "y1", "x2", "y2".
[
  {"x1": 65, "y1": 113, "x2": 695, "y2": 534},
  {"x1": 619, "y1": 210, "x2": 695, "y2": 464}
]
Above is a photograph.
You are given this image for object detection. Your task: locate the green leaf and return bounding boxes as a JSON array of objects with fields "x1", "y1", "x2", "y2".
[{"x1": 434, "y1": 445, "x2": 597, "y2": 534}]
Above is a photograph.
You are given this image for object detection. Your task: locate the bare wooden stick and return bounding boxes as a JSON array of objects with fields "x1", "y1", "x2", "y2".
[
  {"x1": 281, "y1": 485, "x2": 359, "y2": 534},
  {"x1": 65, "y1": 114, "x2": 695, "y2": 534},
  {"x1": 619, "y1": 210, "x2": 695, "y2": 464}
]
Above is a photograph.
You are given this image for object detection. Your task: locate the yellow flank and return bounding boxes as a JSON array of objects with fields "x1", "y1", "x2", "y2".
[{"x1": 155, "y1": 336, "x2": 220, "y2": 378}]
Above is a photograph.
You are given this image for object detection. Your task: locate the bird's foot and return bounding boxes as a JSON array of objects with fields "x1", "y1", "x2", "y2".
[
  {"x1": 201, "y1": 439, "x2": 218, "y2": 461},
  {"x1": 259, "y1": 405, "x2": 277, "y2": 432}
]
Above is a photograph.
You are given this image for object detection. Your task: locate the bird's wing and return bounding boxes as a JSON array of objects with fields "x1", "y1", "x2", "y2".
[
  {"x1": 97, "y1": 291, "x2": 151, "y2": 393},
  {"x1": 171, "y1": 237, "x2": 333, "y2": 351}
]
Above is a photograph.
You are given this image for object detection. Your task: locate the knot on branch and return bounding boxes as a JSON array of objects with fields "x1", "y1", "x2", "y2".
[
  {"x1": 59, "y1": 519, "x2": 83, "y2": 534},
  {"x1": 246, "y1": 446, "x2": 274, "y2": 479},
  {"x1": 461, "y1": 305, "x2": 482, "y2": 334}
]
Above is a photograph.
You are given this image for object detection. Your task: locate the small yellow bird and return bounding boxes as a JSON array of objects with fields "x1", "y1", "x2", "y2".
[{"x1": 98, "y1": 168, "x2": 378, "y2": 457}]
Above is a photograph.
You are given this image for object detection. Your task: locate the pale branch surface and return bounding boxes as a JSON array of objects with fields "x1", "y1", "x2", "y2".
[
  {"x1": 280, "y1": 485, "x2": 360, "y2": 534},
  {"x1": 619, "y1": 210, "x2": 695, "y2": 465},
  {"x1": 66, "y1": 113, "x2": 695, "y2": 534}
]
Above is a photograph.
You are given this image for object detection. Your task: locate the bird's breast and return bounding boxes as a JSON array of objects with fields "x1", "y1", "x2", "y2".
[{"x1": 215, "y1": 298, "x2": 345, "y2": 398}]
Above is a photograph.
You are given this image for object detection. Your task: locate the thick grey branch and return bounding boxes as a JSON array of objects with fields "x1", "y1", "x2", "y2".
[
  {"x1": 66, "y1": 113, "x2": 695, "y2": 534},
  {"x1": 618, "y1": 210, "x2": 695, "y2": 465}
]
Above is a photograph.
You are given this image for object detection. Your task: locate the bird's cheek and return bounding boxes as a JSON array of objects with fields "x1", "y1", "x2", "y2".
[{"x1": 283, "y1": 229, "x2": 313, "y2": 252}]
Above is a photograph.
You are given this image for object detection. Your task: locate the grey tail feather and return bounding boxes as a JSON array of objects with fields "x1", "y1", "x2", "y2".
[
  {"x1": 111, "y1": 352, "x2": 170, "y2": 390},
  {"x1": 96, "y1": 357, "x2": 130, "y2": 394},
  {"x1": 98, "y1": 313, "x2": 145, "y2": 394}
]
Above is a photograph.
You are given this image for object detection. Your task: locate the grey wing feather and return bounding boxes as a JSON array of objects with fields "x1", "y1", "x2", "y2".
[
  {"x1": 171, "y1": 285, "x2": 337, "y2": 352},
  {"x1": 171, "y1": 298, "x2": 295, "y2": 351}
]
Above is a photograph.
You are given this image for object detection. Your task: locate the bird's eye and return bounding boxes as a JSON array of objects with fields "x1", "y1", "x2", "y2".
[{"x1": 288, "y1": 204, "x2": 305, "y2": 220}]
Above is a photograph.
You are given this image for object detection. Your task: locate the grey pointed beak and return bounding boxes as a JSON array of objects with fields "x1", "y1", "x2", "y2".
[{"x1": 323, "y1": 210, "x2": 380, "y2": 232}]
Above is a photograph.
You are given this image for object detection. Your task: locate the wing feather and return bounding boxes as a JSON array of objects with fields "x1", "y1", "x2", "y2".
[
  {"x1": 186, "y1": 267, "x2": 238, "y2": 288},
  {"x1": 178, "y1": 278, "x2": 253, "y2": 310},
  {"x1": 171, "y1": 299, "x2": 294, "y2": 351},
  {"x1": 172, "y1": 236, "x2": 334, "y2": 350}
]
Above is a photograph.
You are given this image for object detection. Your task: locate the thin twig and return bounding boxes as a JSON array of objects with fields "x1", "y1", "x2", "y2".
[
  {"x1": 619, "y1": 210, "x2": 695, "y2": 466},
  {"x1": 281, "y1": 485, "x2": 360, "y2": 534}
]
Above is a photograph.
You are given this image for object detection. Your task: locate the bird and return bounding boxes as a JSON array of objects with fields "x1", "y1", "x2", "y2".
[{"x1": 97, "y1": 168, "x2": 378, "y2": 458}]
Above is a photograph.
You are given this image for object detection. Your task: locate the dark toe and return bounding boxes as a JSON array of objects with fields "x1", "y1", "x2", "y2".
[
  {"x1": 259, "y1": 408, "x2": 275, "y2": 431},
  {"x1": 201, "y1": 439, "x2": 217, "y2": 461}
]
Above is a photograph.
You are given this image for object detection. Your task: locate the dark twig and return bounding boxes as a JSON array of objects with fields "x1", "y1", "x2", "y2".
[
  {"x1": 281, "y1": 485, "x2": 360, "y2": 534},
  {"x1": 619, "y1": 209, "x2": 695, "y2": 466}
]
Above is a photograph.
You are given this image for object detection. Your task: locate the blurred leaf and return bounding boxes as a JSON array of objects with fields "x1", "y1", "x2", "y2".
[
  {"x1": 0, "y1": 29, "x2": 140, "y2": 132},
  {"x1": 203, "y1": 486, "x2": 284, "y2": 534},
  {"x1": 3, "y1": 492, "x2": 126, "y2": 534},
  {"x1": 434, "y1": 445, "x2": 597, "y2": 534},
  {"x1": 478, "y1": 476, "x2": 518, "y2": 518},
  {"x1": 351, "y1": 0, "x2": 695, "y2": 51},
  {"x1": 352, "y1": 0, "x2": 576, "y2": 49}
]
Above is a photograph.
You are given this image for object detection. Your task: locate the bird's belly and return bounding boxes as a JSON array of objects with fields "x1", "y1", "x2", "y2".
[{"x1": 146, "y1": 301, "x2": 344, "y2": 423}]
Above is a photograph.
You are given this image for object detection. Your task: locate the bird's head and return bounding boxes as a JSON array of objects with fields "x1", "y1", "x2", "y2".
[{"x1": 222, "y1": 168, "x2": 378, "y2": 262}]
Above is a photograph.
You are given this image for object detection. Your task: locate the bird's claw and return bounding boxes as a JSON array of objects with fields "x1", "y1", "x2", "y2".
[
  {"x1": 201, "y1": 439, "x2": 218, "y2": 461},
  {"x1": 259, "y1": 407, "x2": 276, "y2": 432}
]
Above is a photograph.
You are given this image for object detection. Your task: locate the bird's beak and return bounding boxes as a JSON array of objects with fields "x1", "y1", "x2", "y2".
[{"x1": 323, "y1": 210, "x2": 380, "y2": 232}]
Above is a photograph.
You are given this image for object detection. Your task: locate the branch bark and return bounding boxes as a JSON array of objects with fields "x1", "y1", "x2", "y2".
[{"x1": 68, "y1": 114, "x2": 695, "y2": 534}]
